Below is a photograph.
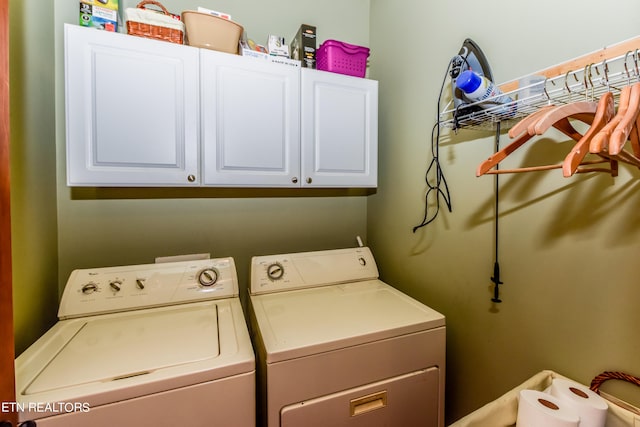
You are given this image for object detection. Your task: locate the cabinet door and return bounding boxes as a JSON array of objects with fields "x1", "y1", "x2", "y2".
[
  {"x1": 301, "y1": 69, "x2": 378, "y2": 188},
  {"x1": 65, "y1": 24, "x2": 200, "y2": 186},
  {"x1": 201, "y1": 50, "x2": 300, "y2": 187}
]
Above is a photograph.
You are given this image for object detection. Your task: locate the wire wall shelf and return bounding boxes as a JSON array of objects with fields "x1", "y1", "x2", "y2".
[{"x1": 439, "y1": 49, "x2": 640, "y2": 132}]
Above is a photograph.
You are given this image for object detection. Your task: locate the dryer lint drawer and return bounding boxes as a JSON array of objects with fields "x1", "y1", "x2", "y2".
[{"x1": 280, "y1": 367, "x2": 440, "y2": 427}]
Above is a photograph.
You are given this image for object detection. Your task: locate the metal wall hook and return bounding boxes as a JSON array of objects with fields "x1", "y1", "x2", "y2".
[
  {"x1": 564, "y1": 71, "x2": 573, "y2": 102},
  {"x1": 624, "y1": 50, "x2": 633, "y2": 85},
  {"x1": 602, "y1": 59, "x2": 610, "y2": 92},
  {"x1": 543, "y1": 77, "x2": 552, "y2": 105},
  {"x1": 584, "y1": 64, "x2": 594, "y2": 100},
  {"x1": 563, "y1": 70, "x2": 581, "y2": 95}
]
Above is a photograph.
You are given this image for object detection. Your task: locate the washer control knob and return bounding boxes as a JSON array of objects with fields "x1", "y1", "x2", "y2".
[
  {"x1": 136, "y1": 279, "x2": 145, "y2": 290},
  {"x1": 198, "y1": 268, "x2": 219, "y2": 287},
  {"x1": 109, "y1": 280, "x2": 122, "y2": 292},
  {"x1": 267, "y1": 263, "x2": 284, "y2": 281},
  {"x1": 81, "y1": 282, "x2": 98, "y2": 295}
]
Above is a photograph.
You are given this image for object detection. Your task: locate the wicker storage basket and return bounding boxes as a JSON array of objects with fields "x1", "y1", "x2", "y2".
[
  {"x1": 125, "y1": 1, "x2": 184, "y2": 44},
  {"x1": 449, "y1": 370, "x2": 640, "y2": 427},
  {"x1": 590, "y1": 371, "x2": 640, "y2": 418}
]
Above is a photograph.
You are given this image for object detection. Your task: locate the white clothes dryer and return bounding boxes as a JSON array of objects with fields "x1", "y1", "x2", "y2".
[
  {"x1": 248, "y1": 247, "x2": 446, "y2": 427},
  {"x1": 15, "y1": 257, "x2": 255, "y2": 427}
]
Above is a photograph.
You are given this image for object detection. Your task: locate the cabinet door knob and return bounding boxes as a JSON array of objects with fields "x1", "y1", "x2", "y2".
[
  {"x1": 187, "y1": 174, "x2": 196, "y2": 182},
  {"x1": 291, "y1": 177, "x2": 298, "y2": 184},
  {"x1": 306, "y1": 177, "x2": 313, "y2": 184}
]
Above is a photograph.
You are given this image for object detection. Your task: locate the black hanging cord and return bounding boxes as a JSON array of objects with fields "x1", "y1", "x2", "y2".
[
  {"x1": 412, "y1": 123, "x2": 452, "y2": 232},
  {"x1": 490, "y1": 122, "x2": 504, "y2": 302},
  {"x1": 413, "y1": 57, "x2": 460, "y2": 232}
]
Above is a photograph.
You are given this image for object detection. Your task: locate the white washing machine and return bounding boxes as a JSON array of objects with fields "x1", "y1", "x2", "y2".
[
  {"x1": 15, "y1": 257, "x2": 255, "y2": 427},
  {"x1": 248, "y1": 247, "x2": 446, "y2": 427}
]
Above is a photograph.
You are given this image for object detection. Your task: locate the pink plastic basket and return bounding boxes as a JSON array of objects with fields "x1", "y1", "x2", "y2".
[{"x1": 316, "y1": 40, "x2": 370, "y2": 78}]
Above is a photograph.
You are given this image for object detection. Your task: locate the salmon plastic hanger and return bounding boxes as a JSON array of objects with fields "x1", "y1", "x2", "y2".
[
  {"x1": 476, "y1": 105, "x2": 597, "y2": 176},
  {"x1": 589, "y1": 83, "x2": 640, "y2": 168},
  {"x1": 562, "y1": 91, "x2": 618, "y2": 177}
]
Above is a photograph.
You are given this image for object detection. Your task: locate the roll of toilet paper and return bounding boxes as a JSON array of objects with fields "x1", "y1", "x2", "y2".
[
  {"x1": 549, "y1": 378, "x2": 608, "y2": 427},
  {"x1": 516, "y1": 389, "x2": 580, "y2": 427}
]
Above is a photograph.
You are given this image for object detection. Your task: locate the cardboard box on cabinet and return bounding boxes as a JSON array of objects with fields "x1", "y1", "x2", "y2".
[
  {"x1": 290, "y1": 24, "x2": 316, "y2": 69},
  {"x1": 80, "y1": 0, "x2": 119, "y2": 32}
]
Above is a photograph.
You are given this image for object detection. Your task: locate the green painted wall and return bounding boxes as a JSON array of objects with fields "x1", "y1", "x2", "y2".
[
  {"x1": 10, "y1": 0, "x2": 59, "y2": 355},
  {"x1": 369, "y1": 0, "x2": 640, "y2": 423},
  {"x1": 12, "y1": 0, "x2": 640, "y2": 424}
]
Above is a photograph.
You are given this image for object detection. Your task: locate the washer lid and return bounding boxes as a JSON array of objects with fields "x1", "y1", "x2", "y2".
[
  {"x1": 24, "y1": 302, "x2": 219, "y2": 395},
  {"x1": 250, "y1": 280, "x2": 445, "y2": 363}
]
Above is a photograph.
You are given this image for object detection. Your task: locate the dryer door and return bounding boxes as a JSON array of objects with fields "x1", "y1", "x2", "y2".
[{"x1": 280, "y1": 367, "x2": 440, "y2": 427}]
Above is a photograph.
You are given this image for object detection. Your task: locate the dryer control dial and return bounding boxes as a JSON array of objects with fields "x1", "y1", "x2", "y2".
[
  {"x1": 198, "y1": 268, "x2": 219, "y2": 287},
  {"x1": 81, "y1": 282, "x2": 98, "y2": 295},
  {"x1": 267, "y1": 262, "x2": 285, "y2": 281}
]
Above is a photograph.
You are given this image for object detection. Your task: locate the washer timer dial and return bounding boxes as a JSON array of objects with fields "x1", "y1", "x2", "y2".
[
  {"x1": 266, "y1": 262, "x2": 284, "y2": 281},
  {"x1": 109, "y1": 280, "x2": 122, "y2": 292},
  {"x1": 198, "y1": 268, "x2": 219, "y2": 287}
]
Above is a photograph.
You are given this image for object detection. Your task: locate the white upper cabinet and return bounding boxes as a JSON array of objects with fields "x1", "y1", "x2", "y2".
[
  {"x1": 201, "y1": 50, "x2": 301, "y2": 187},
  {"x1": 301, "y1": 69, "x2": 378, "y2": 187},
  {"x1": 65, "y1": 24, "x2": 200, "y2": 186},
  {"x1": 64, "y1": 24, "x2": 377, "y2": 189}
]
